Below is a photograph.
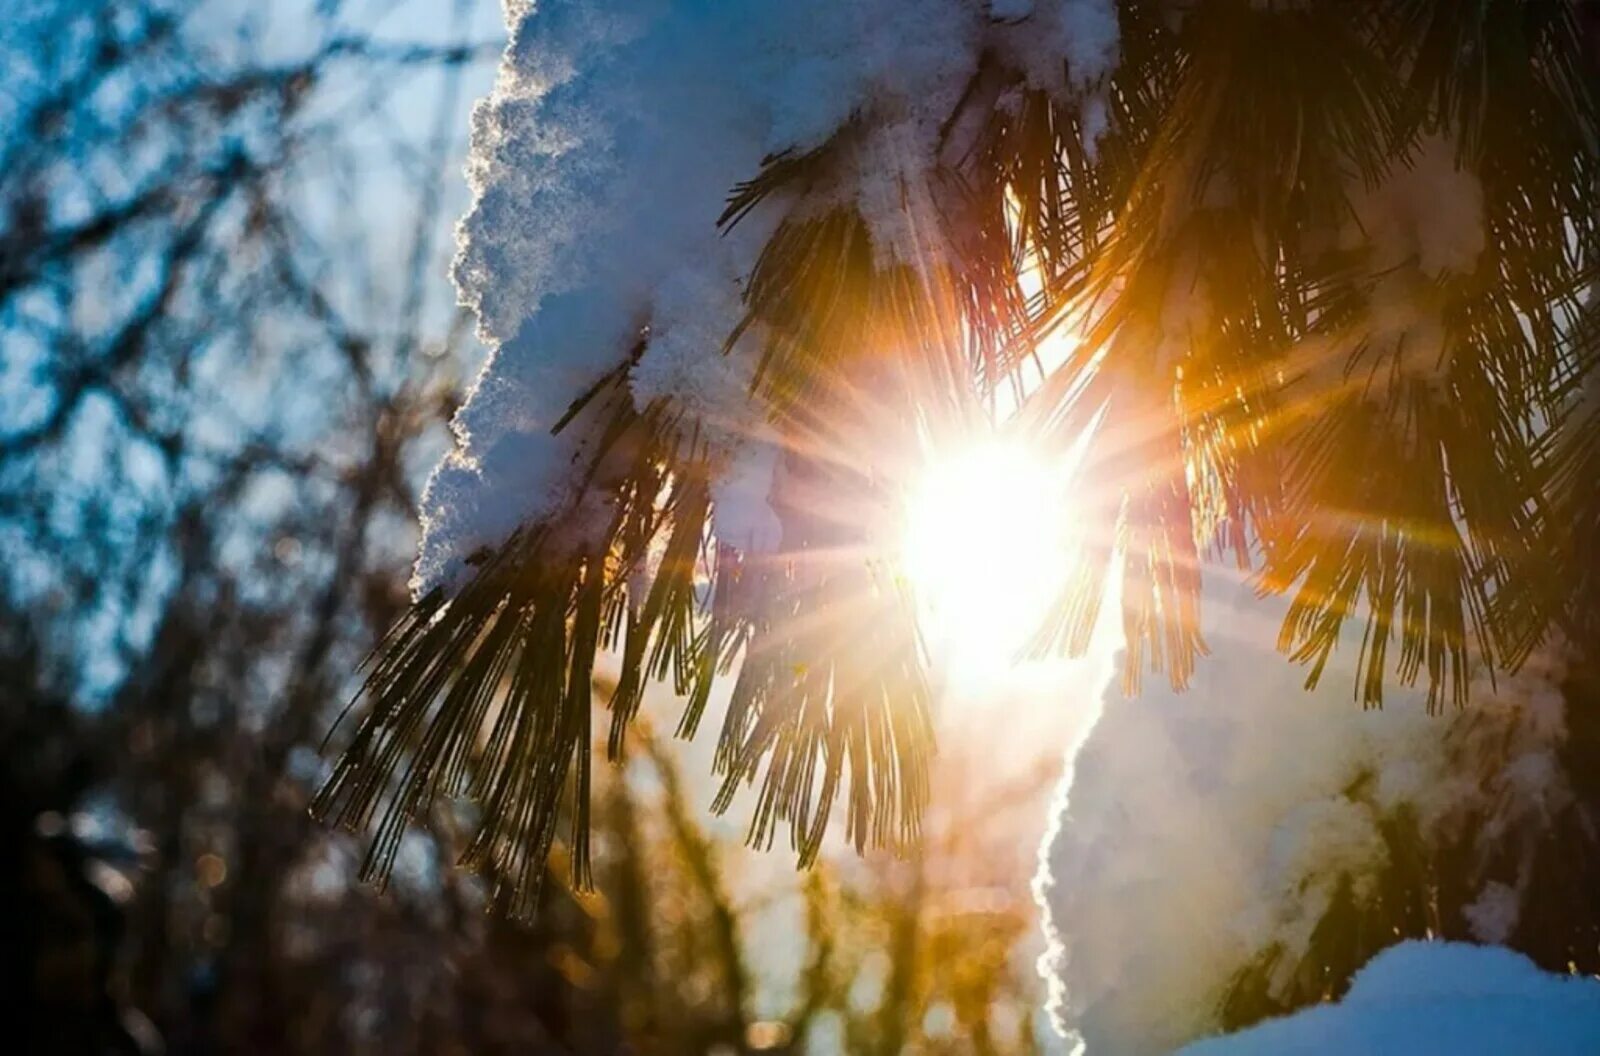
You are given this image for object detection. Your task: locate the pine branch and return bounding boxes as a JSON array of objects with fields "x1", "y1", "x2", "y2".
[
  {"x1": 1018, "y1": 0, "x2": 1598, "y2": 704},
  {"x1": 313, "y1": 376, "x2": 706, "y2": 917},
  {"x1": 317, "y1": 350, "x2": 940, "y2": 914},
  {"x1": 317, "y1": 0, "x2": 1600, "y2": 916}
]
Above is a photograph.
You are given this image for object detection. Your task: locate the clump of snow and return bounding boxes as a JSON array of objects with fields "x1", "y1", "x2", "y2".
[
  {"x1": 1033, "y1": 566, "x2": 1572, "y2": 1055},
  {"x1": 1351, "y1": 136, "x2": 1486, "y2": 280},
  {"x1": 1251, "y1": 797, "x2": 1387, "y2": 955},
  {"x1": 1464, "y1": 881, "x2": 1522, "y2": 945},
  {"x1": 631, "y1": 272, "x2": 787, "y2": 553},
  {"x1": 992, "y1": 0, "x2": 1119, "y2": 98},
  {"x1": 628, "y1": 270, "x2": 754, "y2": 428},
  {"x1": 424, "y1": 0, "x2": 779, "y2": 592},
  {"x1": 423, "y1": 0, "x2": 1123, "y2": 595},
  {"x1": 1176, "y1": 941, "x2": 1600, "y2": 1055},
  {"x1": 990, "y1": 0, "x2": 1118, "y2": 160},
  {"x1": 1341, "y1": 135, "x2": 1485, "y2": 400},
  {"x1": 1279, "y1": 135, "x2": 1487, "y2": 405}
]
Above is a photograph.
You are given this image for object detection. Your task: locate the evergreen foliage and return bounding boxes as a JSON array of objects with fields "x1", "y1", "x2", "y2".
[{"x1": 318, "y1": 0, "x2": 1600, "y2": 917}]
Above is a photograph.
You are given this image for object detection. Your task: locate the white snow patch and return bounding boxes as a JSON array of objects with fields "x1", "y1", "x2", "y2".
[
  {"x1": 1176, "y1": 941, "x2": 1600, "y2": 1055},
  {"x1": 993, "y1": 0, "x2": 1119, "y2": 99},
  {"x1": 1033, "y1": 565, "x2": 1572, "y2": 1055}
]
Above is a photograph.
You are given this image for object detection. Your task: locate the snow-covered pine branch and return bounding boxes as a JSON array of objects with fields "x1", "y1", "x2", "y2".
[
  {"x1": 317, "y1": 0, "x2": 1122, "y2": 917},
  {"x1": 316, "y1": 23, "x2": 1600, "y2": 1055}
]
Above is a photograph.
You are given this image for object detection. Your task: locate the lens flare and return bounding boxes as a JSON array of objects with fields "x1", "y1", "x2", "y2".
[{"x1": 901, "y1": 438, "x2": 1073, "y2": 679}]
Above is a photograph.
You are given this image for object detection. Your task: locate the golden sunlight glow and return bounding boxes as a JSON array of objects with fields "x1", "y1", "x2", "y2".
[{"x1": 901, "y1": 438, "x2": 1074, "y2": 679}]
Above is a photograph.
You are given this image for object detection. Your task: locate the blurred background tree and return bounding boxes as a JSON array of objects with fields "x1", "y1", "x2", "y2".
[{"x1": 0, "y1": 2, "x2": 1067, "y2": 1052}]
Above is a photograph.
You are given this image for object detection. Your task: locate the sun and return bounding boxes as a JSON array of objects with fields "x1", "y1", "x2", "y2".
[{"x1": 900, "y1": 437, "x2": 1074, "y2": 680}]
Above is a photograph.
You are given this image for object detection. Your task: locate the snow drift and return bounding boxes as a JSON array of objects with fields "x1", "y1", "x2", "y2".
[{"x1": 1177, "y1": 941, "x2": 1600, "y2": 1056}]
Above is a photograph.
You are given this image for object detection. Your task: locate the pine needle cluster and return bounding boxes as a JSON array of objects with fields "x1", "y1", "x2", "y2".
[{"x1": 317, "y1": 0, "x2": 1600, "y2": 914}]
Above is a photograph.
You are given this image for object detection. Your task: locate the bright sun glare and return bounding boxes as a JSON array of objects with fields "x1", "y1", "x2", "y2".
[{"x1": 901, "y1": 438, "x2": 1074, "y2": 679}]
